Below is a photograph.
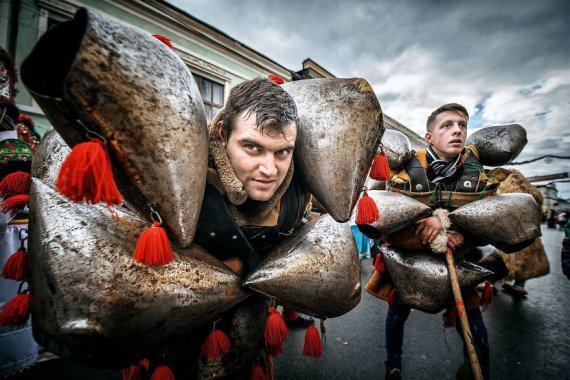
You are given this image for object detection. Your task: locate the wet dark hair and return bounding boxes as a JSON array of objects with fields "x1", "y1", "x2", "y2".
[
  {"x1": 426, "y1": 103, "x2": 469, "y2": 132},
  {"x1": 220, "y1": 78, "x2": 298, "y2": 138}
]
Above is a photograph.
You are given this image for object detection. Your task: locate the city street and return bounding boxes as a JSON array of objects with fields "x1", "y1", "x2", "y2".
[{"x1": 9, "y1": 226, "x2": 569, "y2": 379}]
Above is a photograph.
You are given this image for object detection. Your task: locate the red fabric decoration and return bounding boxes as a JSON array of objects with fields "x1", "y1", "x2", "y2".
[
  {"x1": 0, "y1": 171, "x2": 31, "y2": 199},
  {"x1": 267, "y1": 74, "x2": 284, "y2": 85},
  {"x1": 355, "y1": 192, "x2": 379, "y2": 224},
  {"x1": 443, "y1": 305, "x2": 457, "y2": 328},
  {"x1": 387, "y1": 289, "x2": 397, "y2": 308},
  {"x1": 303, "y1": 323, "x2": 323, "y2": 357},
  {"x1": 282, "y1": 308, "x2": 299, "y2": 321},
  {"x1": 0, "y1": 194, "x2": 29, "y2": 216},
  {"x1": 2, "y1": 247, "x2": 28, "y2": 281},
  {"x1": 56, "y1": 139, "x2": 122, "y2": 207},
  {"x1": 152, "y1": 34, "x2": 174, "y2": 50},
  {"x1": 264, "y1": 306, "x2": 288, "y2": 348},
  {"x1": 150, "y1": 364, "x2": 175, "y2": 380},
  {"x1": 133, "y1": 221, "x2": 173, "y2": 266},
  {"x1": 0, "y1": 293, "x2": 30, "y2": 326},
  {"x1": 480, "y1": 281, "x2": 493, "y2": 310},
  {"x1": 250, "y1": 362, "x2": 266, "y2": 380},
  {"x1": 122, "y1": 365, "x2": 146, "y2": 380},
  {"x1": 373, "y1": 253, "x2": 385, "y2": 274},
  {"x1": 138, "y1": 358, "x2": 150, "y2": 371},
  {"x1": 369, "y1": 152, "x2": 391, "y2": 181},
  {"x1": 200, "y1": 328, "x2": 231, "y2": 360}
]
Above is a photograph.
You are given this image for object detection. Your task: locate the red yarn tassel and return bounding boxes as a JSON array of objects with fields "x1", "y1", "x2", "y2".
[
  {"x1": 267, "y1": 74, "x2": 284, "y2": 85},
  {"x1": 0, "y1": 194, "x2": 29, "y2": 216},
  {"x1": 200, "y1": 328, "x2": 231, "y2": 360},
  {"x1": 282, "y1": 308, "x2": 299, "y2": 321},
  {"x1": 265, "y1": 306, "x2": 288, "y2": 348},
  {"x1": 150, "y1": 364, "x2": 175, "y2": 380},
  {"x1": 480, "y1": 281, "x2": 493, "y2": 310},
  {"x1": 133, "y1": 221, "x2": 173, "y2": 265},
  {"x1": 443, "y1": 305, "x2": 457, "y2": 328},
  {"x1": 0, "y1": 293, "x2": 30, "y2": 326},
  {"x1": 2, "y1": 247, "x2": 28, "y2": 281},
  {"x1": 56, "y1": 138, "x2": 122, "y2": 207},
  {"x1": 250, "y1": 362, "x2": 266, "y2": 380},
  {"x1": 356, "y1": 192, "x2": 379, "y2": 224},
  {"x1": 303, "y1": 322, "x2": 323, "y2": 357},
  {"x1": 0, "y1": 171, "x2": 31, "y2": 199},
  {"x1": 369, "y1": 152, "x2": 391, "y2": 181},
  {"x1": 123, "y1": 358, "x2": 149, "y2": 380},
  {"x1": 387, "y1": 289, "x2": 397, "y2": 308},
  {"x1": 152, "y1": 34, "x2": 174, "y2": 50},
  {"x1": 374, "y1": 253, "x2": 385, "y2": 274}
]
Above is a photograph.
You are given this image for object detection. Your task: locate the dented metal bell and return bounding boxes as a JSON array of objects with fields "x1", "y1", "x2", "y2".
[
  {"x1": 282, "y1": 78, "x2": 384, "y2": 222},
  {"x1": 28, "y1": 179, "x2": 248, "y2": 366},
  {"x1": 21, "y1": 8, "x2": 208, "y2": 248},
  {"x1": 466, "y1": 124, "x2": 527, "y2": 166},
  {"x1": 244, "y1": 215, "x2": 361, "y2": 318},
  {"x1": 356, "y1": 190, "x2": 433, "y2": 239},
  {"x1": 382, "y1": 247, "x2": 493, "y2": 313},
  {"x1": 449, "y1": 193, "x2": 541, "y2": 252},
  {"x1": 31, "y1": 128, "x2": 69, "y2": 185},
  {"x1": 381, "y1": 129, "x2": 413, "y2": 170}
]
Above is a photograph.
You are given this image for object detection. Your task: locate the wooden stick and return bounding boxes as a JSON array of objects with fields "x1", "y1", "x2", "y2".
[{"x1": 445, "y1": 248, "x2": 484, "y2": 380}]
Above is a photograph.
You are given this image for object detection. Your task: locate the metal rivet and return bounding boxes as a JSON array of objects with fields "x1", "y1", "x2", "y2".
[
  {"x1": 261, "y1": 235, "x2": 266, "y2": 239},
  {"x1": 232, "y1": 235, "x2": 237, "y2": 240},
  {"x1": 415, "y1": 184, "x2": 423, "y2": 191},
  {"x1": 209, "y1": 232, "x2": 216, "y2": 237},
  {"x1": 464, "y1": 180, "x2": 472, "y2": 188}
]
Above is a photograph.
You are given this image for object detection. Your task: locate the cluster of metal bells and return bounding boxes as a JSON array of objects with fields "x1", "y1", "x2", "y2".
[{"x1": 21, "y1": 8, "x2": 383, "y2": 365}]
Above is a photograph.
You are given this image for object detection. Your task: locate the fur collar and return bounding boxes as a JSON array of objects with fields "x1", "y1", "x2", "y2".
[{"x1": 207, "y1": 108, "x2": 294, "y2": 226}]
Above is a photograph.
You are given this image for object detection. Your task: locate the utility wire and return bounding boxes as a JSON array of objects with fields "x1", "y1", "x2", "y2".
[{"x1": 510, "y1": 155, "x2": 570, "y2": 165}]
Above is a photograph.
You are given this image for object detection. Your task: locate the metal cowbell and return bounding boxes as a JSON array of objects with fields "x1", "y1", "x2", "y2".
[
  {"x1": 380, "y1": 129, "x2": 413, "y2": 170},
  {"x1": 21, "y1": 8, "x2": 208, "y2": 248},
  {"x1": 30, "y1": 128, "x2": 70, "y2": 186},
  {"x1": 449, "y1": 193, "x2": 542, "y2": 253},
  {"x1": 282, "y1": 78, "x2": 384, "y2": 222},
  {"x1": 466, "y1": 124, "x2": 527, "y2": 166},
  {"x1": 356, "y1": 190, "x2": 432, "y2": 239},
  {"x1": 382, "y1": 247, "x2": 493, "y2": 314},
  {"x1": 28, "y1": 179, "x2": 248, "y2": 366},
  {"x1": 244, "y1": 215, "x2": 361, "y2": 318}
]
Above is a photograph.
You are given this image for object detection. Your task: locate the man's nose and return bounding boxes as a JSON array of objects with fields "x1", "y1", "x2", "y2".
[
  {"x1": 259, "y1": 154, "x2": 278, "y2": 177},
  {"x1": 451, "y1": 123, "x2": 463, "y2": 135}
]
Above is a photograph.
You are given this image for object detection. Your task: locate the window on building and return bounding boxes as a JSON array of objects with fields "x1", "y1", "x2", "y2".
[{"x1": 193, "y1": 74, "x2": 224, "y2": 121}]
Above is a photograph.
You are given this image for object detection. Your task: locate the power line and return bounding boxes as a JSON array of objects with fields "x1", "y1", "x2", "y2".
[{"x1": 511, "y1": 155, "x2": 570, "y2": 165}]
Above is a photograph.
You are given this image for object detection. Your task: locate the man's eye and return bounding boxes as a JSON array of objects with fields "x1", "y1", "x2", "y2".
[
  {"x1": 277, "y1": 149, "x2": 292, "y2": 156},
  {"x1": 245, "y1": 144, "x2": 258, "y2": 151}
]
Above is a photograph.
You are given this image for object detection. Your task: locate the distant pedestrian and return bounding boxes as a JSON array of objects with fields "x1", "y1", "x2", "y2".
[{"x1": 562, "y1": 219, "x2": 570, "y2": 280}]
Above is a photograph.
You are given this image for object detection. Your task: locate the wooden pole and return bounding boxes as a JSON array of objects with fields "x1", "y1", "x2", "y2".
[{"x1": 445, "y1": 248, "x2": 484, "y2": 380}]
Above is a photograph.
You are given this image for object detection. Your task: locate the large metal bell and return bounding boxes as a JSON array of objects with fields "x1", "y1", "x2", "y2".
[
  {"x1": 381, "y1": 129, "x2": 413, "y2": 170},
  {"x1": 449, "y1": 193, "x2": 541, "y2": 253},
  {"x1": 244, "y1": 215, "x2": 361, "y2": 318},
  {"x1": 21, "y1": 8, "x2": 208, "y2": 248},
  {"x1": 466, "y1": 124, "x2": 527, "y2": 166},
  {"x1": 382, "y1": 247, "x2": 493, "y2": 313},
  {"x1": 357, "y1": 191, "x2": 432, "y2": 239},
  {"x1": 31, "y1": 128, "x2": 69, "y2": 185},
  {"x1": 282, "y1": 78, "x2": 384, "y2": 222},
  {"x1": 28, "y1": 179, "x2": 248, "y2": 366}
]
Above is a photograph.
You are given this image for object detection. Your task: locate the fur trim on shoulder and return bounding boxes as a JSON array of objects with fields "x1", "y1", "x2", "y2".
[{"x1": 432, "y1": 208, "x2": 451, "y2": 230}]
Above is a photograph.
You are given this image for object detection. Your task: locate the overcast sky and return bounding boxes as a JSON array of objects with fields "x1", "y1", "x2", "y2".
[{"x1": 168, "y1": 0, "x2": 570, "y2": 200}]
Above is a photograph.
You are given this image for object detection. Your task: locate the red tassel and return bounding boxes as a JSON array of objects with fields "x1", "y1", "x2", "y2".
[
  {"x1": 152, "y1": 34, "x2": 174, "y2": 50},
  {"x1": 303, "y1": 323, "x2": 323, "y2": 357},
  {"x1": 122, "y1": 365, "x2": 145, "y2": 380},
  {"x1": 0, "y1": 171, "x2": 31, "y2": 199},
  {"x1": 282, "y1": 308, "x2": 299, "y2": 321},
  {"x1": 133, "y1": 221, "x2": 173, "y2": 266},
  {"x1": 480, "y1": 281, "x2": 493, "y2": 310},
  {"x1": 56, "y1": 139, "x2": 122, "y2": 207},
  {"x1": 355, "y1": 192, "x2": 379, "y2": 224},
  {"x1": 265, "y1": 306, "x2": 288, "y2": 348},
  {"x1": 250, "y1": 362, "x2": 266, "y2": 380},
  {"x1": 200, "y1": 328, "x2": 231, "y2": 360},
  {"x1": 369, "y1": 152, "x2": 391, "y2": 181},
  {"x1": 2, "y1": 247, "x2": 28, "y2": 281},
  {"x1": 150, "y1": 364, "x2": 175, "y2": 380},
  {"x1": 374, "y1": 253, "x2": 385, "y2": 274},
  {"x1": 0, "y1": 194, "x2": 29, "y2": 216},
  {"x1": 443, "y1": 305, "x2": 457, "y2": 328},
  {"x1": 0, "y1": 293, "x2": 30, "y2": 326},
  {"x1": 387, "y1": 289, "x2": 397, "y2": 308},
  {"x1": 267, "y1": 74, "x2": 284, "y2": 85},
  {"x1": 138, "y1": 358, "x2": 150, "y2": 370}
]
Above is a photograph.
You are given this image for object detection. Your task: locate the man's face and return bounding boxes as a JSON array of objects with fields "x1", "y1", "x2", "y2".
[
  {"x1": 218, "y1": 110, "x2": 297, "y2": 202},
  {"x1": 425, "y1": 111, "x2": 467, "y2": 161}
]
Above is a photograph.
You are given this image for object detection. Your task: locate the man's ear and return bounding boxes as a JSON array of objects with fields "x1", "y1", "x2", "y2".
[
  {"x1": 424, "y1": 132, "x2": 432, "y2": 145},
  {"x1": 216, "y1": 121, "x2": 226, "y2": 147}
]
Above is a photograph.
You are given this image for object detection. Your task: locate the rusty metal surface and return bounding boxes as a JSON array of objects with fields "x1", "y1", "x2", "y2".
[
  {"x1": 381, "y1": 129, "x2": 413, "y2": 170},
  {"x1": 28, "y1": 178, "x2": 248, "y2": 366},
  {"x1": 31, "y1": 128, "x2": 69, "y2": 185},
  {"x1": 449, "y1": 193, "x2": 541, "y2": 251},
  {"x1": 244, "y1": 215, "x2": 361, "y2": 318},
  {"x1": 356, "y1": 190, "x2": 432, "y2": 239},
  {"x1": 21, "y1": 8, "x2": 208, "y2": 248},
  {"x1": 382, "y1": 247, "x2": 493, "y2": 314},
  {"x1": 282, "y1": 78, "x2": 384, "y2": 223},
  {"x1": 466, "y1": 124, "x2": 527, "y2": 166}
]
